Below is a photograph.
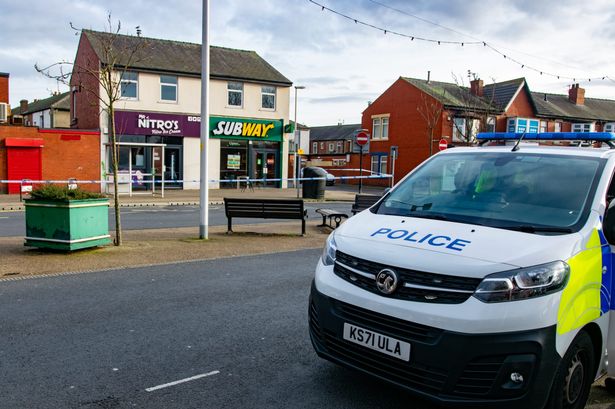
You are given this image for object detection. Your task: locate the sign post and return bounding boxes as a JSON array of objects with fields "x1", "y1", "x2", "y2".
[
  {"x1": 389, "y1": 145, "x2": 398, "y2": 188},
  {"x1": 356, "y1": 131, "x2": 369, "y2": 194},
  {"x1": 438, "y1": 138, "x2": 449, "y2": 151}
]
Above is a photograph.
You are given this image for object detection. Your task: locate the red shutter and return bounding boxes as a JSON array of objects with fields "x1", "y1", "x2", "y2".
[{"x1": 7, "y1": 144, "x2": 43, "y2": 194}]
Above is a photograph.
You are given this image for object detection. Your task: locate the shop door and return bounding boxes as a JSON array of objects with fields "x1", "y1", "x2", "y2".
[
  {"x1": 164, "y1": 147, "x2": 183, "y2": 188},
  {"x1": 7, "y1": 147, "x2": 42, "y2": 194},
  {"x1": 252, "y1": 150, "x2": 278, "y2": 187}
]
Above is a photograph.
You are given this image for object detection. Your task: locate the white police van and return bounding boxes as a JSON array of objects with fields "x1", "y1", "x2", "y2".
[{"x1": 309, "y1": 132, "x2": 615, "y2": 408}]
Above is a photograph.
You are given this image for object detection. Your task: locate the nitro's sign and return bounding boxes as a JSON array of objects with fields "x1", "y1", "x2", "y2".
[
  {"x1": 137, "y1": 114, "x2": 180, "y2": 135},
  {"x1": 212, "y1": 120, "x2": 275, "y2": 138}
]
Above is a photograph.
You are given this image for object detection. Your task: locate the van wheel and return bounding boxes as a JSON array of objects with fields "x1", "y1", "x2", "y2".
[
  {"x1": 545, "y1": 331, "x2": 595, "y2": 409},
  {"x1": 605, "y1": 378, "x2": 615, "y2": 394}
]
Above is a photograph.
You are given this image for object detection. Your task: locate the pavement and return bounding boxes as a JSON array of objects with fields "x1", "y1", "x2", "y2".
[{"x1": 0, "y1": 185, "x2": 386, "y2": 212}]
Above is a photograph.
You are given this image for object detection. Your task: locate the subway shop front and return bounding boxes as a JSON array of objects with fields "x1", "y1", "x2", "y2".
[{"x1": 210, "y1": 116, "x2": 286, "y2": 188}]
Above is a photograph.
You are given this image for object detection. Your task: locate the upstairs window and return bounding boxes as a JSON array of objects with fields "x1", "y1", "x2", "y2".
[
  {"x1": 261, "y1": 86, "x2": 276, "y2": 109},
  {"x1": 228, "y1": 82, "x2": 243, "y2": 107},
  {"x1": 120, "y1": 71, "x2": 138, "y2": 99},
  {"x1": 160, "y1": 75, "x2": 177, "y2": 102},
  {"x1": 372, "y1": 115, "x2": 390, "y2": 139}
]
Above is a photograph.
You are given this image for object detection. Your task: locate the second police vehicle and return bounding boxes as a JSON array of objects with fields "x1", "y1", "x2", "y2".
[{"x1": 310, "y1": 132, "x2": 615, "y2": 408}]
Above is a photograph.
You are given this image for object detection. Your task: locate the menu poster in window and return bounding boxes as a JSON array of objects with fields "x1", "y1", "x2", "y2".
[{"x1": 227, "y1": 154, "x2": 241, "y2": 170}]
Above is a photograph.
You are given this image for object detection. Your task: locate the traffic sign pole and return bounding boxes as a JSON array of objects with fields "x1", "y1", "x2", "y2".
[{"x1": 359, "y1": 145, "x2": 363, "y2": 194}]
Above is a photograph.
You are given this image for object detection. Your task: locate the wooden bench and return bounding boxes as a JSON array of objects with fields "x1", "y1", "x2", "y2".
[
  {"x1": 351, "y1": 194, "x2": 382, "y2": 215},
  {"x1": 315, "y1": 208, "x2": 348, "y2": 229},
  {"x1": 224, "y1": 198, "x2": 307, "y2": 235}
]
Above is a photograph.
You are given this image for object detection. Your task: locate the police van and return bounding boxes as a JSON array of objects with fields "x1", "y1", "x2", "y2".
[{"x1": 309, "y1": 132, "x2": 615, "y2": 408}]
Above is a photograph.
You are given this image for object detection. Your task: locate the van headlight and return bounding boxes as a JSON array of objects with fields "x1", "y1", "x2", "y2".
[
  {"x1": 473, "y1": 261, "x2": 570, "y2": 303},
  {"x1": 321, "y1": 233, "x2": 338, "y2": 266}
]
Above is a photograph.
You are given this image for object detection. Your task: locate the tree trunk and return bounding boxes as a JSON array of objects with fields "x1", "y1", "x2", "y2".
[{"x1": 108, "y1": 104, "x2": 122, "y2": 246}]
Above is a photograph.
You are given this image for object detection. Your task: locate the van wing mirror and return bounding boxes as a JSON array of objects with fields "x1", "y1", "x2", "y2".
[{"x1": 604, "y1": 200, "x2": 615, "y2": 244}]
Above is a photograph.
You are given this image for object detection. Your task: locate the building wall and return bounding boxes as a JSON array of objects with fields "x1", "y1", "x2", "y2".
[
  {"x1": 31, "y1": 109, "x2": 51, "y2": 128},
  {"x1": 0, "y1": 74, "x2": 8, "y2": 104},
  {"x1": 52, "y1": 109, "x2": 71, "y2": 128},
  {"x1": 0, "y1": 126, "x2": 100, "y2": 194},
  {"x1": 71, "y1": 33, "x2": 101, "y2": 130},
  {"x1": 113, "y1": 72, "x2": 290, "y2": 121},
  {"x1": 360, "y1": 78, "x2": 444, "y2": 186},
  {"x1": 495, "y1": 87, "x2": 535, "y2": 132}
]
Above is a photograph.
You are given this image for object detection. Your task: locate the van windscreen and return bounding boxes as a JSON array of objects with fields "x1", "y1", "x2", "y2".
[{"x1": 377, "y1": 152, "x2": 604, "y2": 233}]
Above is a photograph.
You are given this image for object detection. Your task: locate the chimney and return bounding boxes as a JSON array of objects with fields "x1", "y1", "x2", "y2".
[
  {"x1": 427, "y1": 70, "x2": 431, "y2": 84},
  {"x1": 470, "y1": 79, "x2": 484, "y2": 97},
  {"x1": 0, "y1": 72, "x2": 9, "y2": 104},
  {"x1": 20, "y1": 99, "x2": 28, "y2": 113},
  {"x1": 568, "y1": 83, "x2": 585, "y2": 105}
]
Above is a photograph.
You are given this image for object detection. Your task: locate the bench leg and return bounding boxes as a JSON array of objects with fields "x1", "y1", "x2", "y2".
[
  {"x1": 334, "y1": 216, "x2": 342, "y2": 228},
  {"x1": 318, "y1": 215, "x2": 328, "y2": 227},
  {"x1": 227, "y1": 217, "x2": 233, "y2": 234},
  {"x1": 302, "y1": 218, "x2": 306, "y2": 236}
]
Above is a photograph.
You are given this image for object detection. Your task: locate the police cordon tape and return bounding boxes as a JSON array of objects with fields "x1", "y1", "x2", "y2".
[{"x1": 0, "y1": 174, "x2": 392, "y2": 185}]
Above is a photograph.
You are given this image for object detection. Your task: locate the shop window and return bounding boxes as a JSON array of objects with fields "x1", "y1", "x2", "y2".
[
  {"x1": 228, "y1": 82, "x2": 243, "y2": 107},
  {"x1": 312, "y1": 142, "x2": 318, "y2": 154},
  {"x1": 120, "y1": 71, "x2": 138, "y2": 99},
  {"x1": 261, "y1": 86, "x2": 276, "y2": 110},
  {"x1": 540, "y1": 121, "x2": 547, "y2": 133},
  {"x1": 160, "y1": 75, "x2": 177, "y2": 102}
]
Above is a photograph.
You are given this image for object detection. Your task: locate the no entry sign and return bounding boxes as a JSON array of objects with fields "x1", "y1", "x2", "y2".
[
  {"x1": 356, "y1": 132, "x2": 369, "y2": 146},
  {"x1": 438, "y1": 138, "x2": 448, "y2": 151}
]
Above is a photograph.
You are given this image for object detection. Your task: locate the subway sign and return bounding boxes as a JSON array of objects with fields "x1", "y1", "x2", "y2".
[{"x1": 209, "y1": 116, "x2": 283, "y2": 141}]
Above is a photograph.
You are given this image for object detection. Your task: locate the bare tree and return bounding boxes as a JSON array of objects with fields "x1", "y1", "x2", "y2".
[
  {"x1": 36, "y1": 15, "x2": 147, "y2": 246},
  {"x1": 449, "y1": 72, "x2": 499, "y2": 145},
  {"x1": 417, "y1": 91, "x2": 445, "y2": 157}
]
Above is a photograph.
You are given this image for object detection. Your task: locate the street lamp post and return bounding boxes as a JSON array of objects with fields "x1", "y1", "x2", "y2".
[{"x1": 293, "y1": 85, "x2": 305, "y2": 198}]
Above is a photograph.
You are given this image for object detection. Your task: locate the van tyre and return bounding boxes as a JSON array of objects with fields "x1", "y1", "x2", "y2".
[
  {"x1": 605, "y1": 377, "x2": 615, "y2": 394},
  {"x1": 545, "y1": 331, "x2": 595, "y2": 409}
]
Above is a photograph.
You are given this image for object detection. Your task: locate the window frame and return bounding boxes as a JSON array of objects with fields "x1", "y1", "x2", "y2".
[
  {"x1": 328, "y1": 143, "x2": 335, "y2": 153},
  {"x1": 572, "y1": 122, "x2": 594, "y2": 133},
  {"x1": 120, "y1": 71, "x2": 139, "y2": 100},
  {"x1": 261, "y1": 85, "x2": 276, "y2": 110},
  {"x1": 312, "y1": 142, "x2": 318, "y2": 154},
  {"x1": 227, "y1": 81, "x2": 243, "y2": 108},
  {"x1": 160, "y1": 75, "x2": 178, "y2": 102}
]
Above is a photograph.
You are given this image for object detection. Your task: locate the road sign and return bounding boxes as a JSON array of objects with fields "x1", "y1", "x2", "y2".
[
  {"x1": 438, "y1": 139, "x2": 448, "y2": 151},
  {"x1": 297, "y1": 148, "x2": 304, "y2": 155},
  {"x1": 356, "y1": 132, "x2": 369, "y2": 146}
]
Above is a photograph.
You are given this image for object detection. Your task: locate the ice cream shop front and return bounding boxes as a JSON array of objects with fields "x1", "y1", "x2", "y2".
[{"x1": 113, "y1": 110, "x2": 286, "y2": 190}]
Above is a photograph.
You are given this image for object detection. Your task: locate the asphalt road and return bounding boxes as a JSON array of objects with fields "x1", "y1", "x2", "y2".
[
  {"x1": 0, "y1": 249, "x2": 612, "y2": 408},
  {"x1": 0, "y1": 202, "x2": 352, "y2": 237},
  {"x1": 0, "y1": 249, "x2": 442, "y2": 409}
]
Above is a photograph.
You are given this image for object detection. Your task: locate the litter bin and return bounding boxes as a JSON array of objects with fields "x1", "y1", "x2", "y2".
[{"x1": 302, "y1": 167, "x2": 326, "y2": 199}]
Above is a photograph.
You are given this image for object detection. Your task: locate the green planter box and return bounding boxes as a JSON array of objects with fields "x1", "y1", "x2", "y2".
[{"x1": 24, "y1": 198, "x2": 111, "y2": 251}]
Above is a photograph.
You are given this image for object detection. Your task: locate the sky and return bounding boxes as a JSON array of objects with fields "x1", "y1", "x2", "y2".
[{"x1": 2, "y1": 0, "x2": 615, "y2": 126}]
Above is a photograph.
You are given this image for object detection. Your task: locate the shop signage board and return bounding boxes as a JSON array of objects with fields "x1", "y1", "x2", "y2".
[{"x1": 114, "y1": 111, "x2": 284, "y2": 142}]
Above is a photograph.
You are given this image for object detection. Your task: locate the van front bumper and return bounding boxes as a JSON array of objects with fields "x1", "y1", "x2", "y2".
[{"x1": 309, "y1": 282, "x2": 561, "y2": 408}]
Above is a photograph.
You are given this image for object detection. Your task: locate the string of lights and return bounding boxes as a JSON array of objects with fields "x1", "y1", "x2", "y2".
[{"x1": 308, "y1": 0, "x2": 615, "y2": 84}]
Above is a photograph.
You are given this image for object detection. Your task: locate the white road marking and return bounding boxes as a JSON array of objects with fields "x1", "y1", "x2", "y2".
[
  {"x1": 0, "y1": 216, "x2": 8, "y2": 219},
  {"x1": 145, "y1": 370, "x2": 220, "y2": 392}
]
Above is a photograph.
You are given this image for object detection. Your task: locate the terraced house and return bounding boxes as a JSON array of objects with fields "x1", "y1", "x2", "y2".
[
  {"x1": 70, "y1": 30, "x2": 293, "y2": 192},
  {"x1": 355, "y1": 76, "x2": 615, "y2": 186}
]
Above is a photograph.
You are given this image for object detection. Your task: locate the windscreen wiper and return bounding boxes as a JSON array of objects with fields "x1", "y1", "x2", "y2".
[{"x1": 501, "y1": 225, "x2": 573, "y2": 234}]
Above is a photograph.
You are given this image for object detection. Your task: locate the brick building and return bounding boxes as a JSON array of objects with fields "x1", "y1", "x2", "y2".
[
  {"x1": 0, "y1": 73, "x2": 9, "y2": 124},
  {"x1": 354, "y1": 76, "x2": 615, "y2": 186},
  {"x1": 0, "y1": 74, "x2": 100, "y2": 194}
]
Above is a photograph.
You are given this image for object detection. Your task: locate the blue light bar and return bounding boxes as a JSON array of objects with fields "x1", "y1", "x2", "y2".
[{"x1": 476, "y1": 132, "x2": 615, "y2": 141}]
